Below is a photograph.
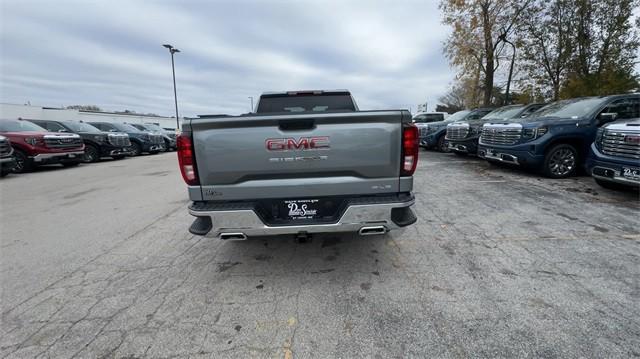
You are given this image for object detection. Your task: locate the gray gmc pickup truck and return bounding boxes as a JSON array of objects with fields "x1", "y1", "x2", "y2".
[{"x1": 178, "y1": 90, "x2": 418, "y2": 240}]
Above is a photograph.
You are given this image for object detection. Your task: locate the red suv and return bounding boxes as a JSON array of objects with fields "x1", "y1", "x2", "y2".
[{"x1": 0, "y1": 119, "x2": 85, "y2": 173}]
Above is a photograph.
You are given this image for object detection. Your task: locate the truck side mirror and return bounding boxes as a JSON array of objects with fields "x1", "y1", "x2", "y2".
[{"x1": 599, "y1": 112, "x2": 618, "y2": 124}]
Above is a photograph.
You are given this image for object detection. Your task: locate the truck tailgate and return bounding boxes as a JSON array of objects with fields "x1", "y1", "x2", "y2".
[{"x1": 190, "y1": 111, "x2": 410, "y2": 200}]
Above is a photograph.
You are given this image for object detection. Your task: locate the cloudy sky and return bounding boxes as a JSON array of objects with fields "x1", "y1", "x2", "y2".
[{"x1": 0, "y1": 0, "x2": 453, "y2": 117}]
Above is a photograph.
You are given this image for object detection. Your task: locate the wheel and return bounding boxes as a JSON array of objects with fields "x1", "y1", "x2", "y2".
[
  {"x1": 82, "y1": 144, "x2": 100, "y2": 163},
  {"x1": 130, "y1": 142, "x2": 142, "y2": 156},
  {"x1": 453, "y1": 151, "x2": 466, "y2": 157},
  {"x1": 12, "y1": 150, "x2": 33, "y2": 173},
  {"x1": 543, "y1": 144, "x2": 578, "y2": 178},
  {"x1": 112, "y1": 155, "x2": 126, "y2": 160},
  {"x1": 437, "y1": 135, "x2": 450, "y2": 153},
  {"x1": 0, "y1": 170, "x2": 8, "y2": 177},
  {"x1": 62, "y1": 161, "x2": 80, "y2": 168},
  {"x1": 149, "y1": 151, "x2": 159, "y2": 155}
]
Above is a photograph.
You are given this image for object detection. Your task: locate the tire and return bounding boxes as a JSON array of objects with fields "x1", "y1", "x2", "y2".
[
  {"x1": 112, "y1": 155, "x2": 126, "y2": 160},
  {"x1": 130, "y1": 142, "x2": 142, "y2": 156},
  {"x1": 149, "y1": 151, "x2": 159, "y2": 155},
  {"x1": 62, "y1": 161, "x2": 80, "y2": 168},
  {"x1": 453, "y1": 151, "x2": 467, "y2": 157},
  {"x1": 543, "y1": 144, "x2": 578, "y2": 178},
  {"x1": 437, "y1": 135, "x2": 450, "y2": 153},
  {"x1": 0, "y1": 170, "x2": 8, "y2": 177},
  {"x1": 82, "y1": 144, "x2": 100, "y2": 163},
  {"x1": 12, "y1": 150, "x2": 33, "y2": 173}
]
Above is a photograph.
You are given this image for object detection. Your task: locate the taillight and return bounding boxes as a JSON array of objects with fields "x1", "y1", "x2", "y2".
[
  {"x1": 401, "y1": 124, "x2": 419, "y2": 176},
  {"x1": 177, "y1": 133, "x2": 199, "y2": 185}
]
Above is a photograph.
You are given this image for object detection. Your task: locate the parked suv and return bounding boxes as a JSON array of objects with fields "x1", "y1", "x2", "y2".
[
  {"x1": 0, "y1": 134, "x2": 17, "y2": 176},
  {"x1": 30, "y1": 119, "x2": 131, "y2": 163},
  {"x1": 88, "y1": 122, "x2": 164, "y2": 155},
  {"x1": 586, "y1": 118, "x2": 640, "y2": 189},
  {"x1": 445, "y1": 108, "x2": 493, "y2": 155},
  {"x1": 446, "y1": 105, "x2": 542, "y2": 156},
  {"x1": 413, "y1": 112, "x2": 447, "y2": 124},
  {"x1": 0, "y1": 119, "x2": 84, "y2": 173},
  {"x1": 420, "y1": 109, "x2": 488, "y2": 152},
  {"x1": 129, "y1": 123, "x2": 176, "y2": 151},
  {"x1": 479, "y1": 94, "x2": 640, "y2": 178}
]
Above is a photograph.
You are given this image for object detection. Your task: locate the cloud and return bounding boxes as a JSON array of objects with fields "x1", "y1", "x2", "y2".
[{"x1": 0, "y1": 0, "x2": 452, "y2": 116}]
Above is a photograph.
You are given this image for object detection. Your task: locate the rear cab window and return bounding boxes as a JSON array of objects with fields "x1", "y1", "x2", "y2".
[{"x1": 256, "y1": 91, "x2": 357, "y2": 114}]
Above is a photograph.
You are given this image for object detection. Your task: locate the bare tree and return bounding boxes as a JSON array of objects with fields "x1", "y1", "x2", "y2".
[
  {"x1": 440, "y1": 0, "x2": 531, "y2": 106},
  {"x1": 518, "y1": 0, "x2": 574, "y2": 100}
]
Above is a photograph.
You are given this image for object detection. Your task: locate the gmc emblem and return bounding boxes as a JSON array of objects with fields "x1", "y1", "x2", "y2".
[
  {"x1": 624, "y1": 135, "x2": 640, "y2": 145},
  {"x1": 265, "y1": 136, "x2": 330, "y2": 151}
]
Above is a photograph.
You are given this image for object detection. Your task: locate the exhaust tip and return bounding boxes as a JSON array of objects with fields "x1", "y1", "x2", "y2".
[
  {"x1": 358, "y1": 226, "x2": 387, "y2": 236},
  {"x1": 219, "y1": 232, "x2": 247, "y2": 240}
]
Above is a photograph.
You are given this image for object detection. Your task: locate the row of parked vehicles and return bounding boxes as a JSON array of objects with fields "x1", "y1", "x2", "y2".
[
  {"x1": 0, "y1": 118, "x2": 177, "y2": 176},
  {"x1": 414, "y1": 93, "x2": 640, "y2": 190}
]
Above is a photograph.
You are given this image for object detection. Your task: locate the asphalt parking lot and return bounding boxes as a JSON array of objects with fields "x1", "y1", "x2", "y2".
[{"x1": 1, "y1": 151, "x2": 639, "y2": 358}]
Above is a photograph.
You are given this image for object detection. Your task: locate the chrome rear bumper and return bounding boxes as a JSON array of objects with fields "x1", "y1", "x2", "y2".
[{"x1": 188, "y1": 197, "x2": 416, "y2": 239}]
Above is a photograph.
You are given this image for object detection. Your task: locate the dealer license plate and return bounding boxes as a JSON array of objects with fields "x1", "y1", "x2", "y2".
[
  {"x1": 621, "y1": 167, "x2": 640, "y2": 182},
  {"x1": 280, "y1": 199, "x2": 321, "y2": 220}
]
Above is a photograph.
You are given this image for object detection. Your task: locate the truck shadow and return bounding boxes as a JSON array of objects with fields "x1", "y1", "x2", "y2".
[{"x1": 202, "y1": 232, "x2": 406, "y2": 281}]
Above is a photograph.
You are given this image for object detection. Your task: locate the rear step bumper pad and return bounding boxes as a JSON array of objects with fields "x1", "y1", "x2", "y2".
[{"x1": 188, "y1": 195, "x2": 416, "y2": 238}]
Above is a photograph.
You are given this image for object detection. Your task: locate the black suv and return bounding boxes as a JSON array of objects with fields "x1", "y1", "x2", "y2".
[
  {"x1": 29, "y1": 120, "x2": 131, "y2": 163},
  {"x1": 443, "y1": 108, "x2": 494, "y2": 155},
  {"x1": 88, "y1": 122, "x2": 164, "y2": 156},
  {"x1": 129, "y1": 123, "x2": 177, "y2": 151}
]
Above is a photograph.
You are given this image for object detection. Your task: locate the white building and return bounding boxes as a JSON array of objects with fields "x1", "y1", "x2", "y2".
[{"x1": 0, "y1": 103, "x2": 181, "y2": 130}]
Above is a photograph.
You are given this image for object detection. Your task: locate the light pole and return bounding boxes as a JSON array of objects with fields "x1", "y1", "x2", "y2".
[
  {"x1": 248, "y1": 96, "x2": 254, "y2": 112},
  {"x1": 499, "y1": 34, "x2": 516, "y2": 106},
  {"x1": 162, "y1": 44, "x2": 181, "y2": 130}
]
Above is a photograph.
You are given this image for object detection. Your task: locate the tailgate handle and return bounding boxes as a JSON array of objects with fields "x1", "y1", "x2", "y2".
[{"x1": 278, "y1": 119, "x2": 316, "y2": 131}]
